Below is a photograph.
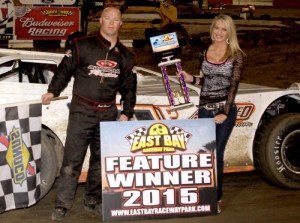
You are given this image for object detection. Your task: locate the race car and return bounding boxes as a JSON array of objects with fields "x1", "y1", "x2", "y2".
[
  {"x1": 0, "y1": 48, "x2": 299, "y2": 202},
  {"x1": 208, "y1": 1, "x2": 225, "y2": 10}
]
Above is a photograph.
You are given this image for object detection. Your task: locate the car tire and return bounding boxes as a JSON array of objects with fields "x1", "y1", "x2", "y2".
[
  {"x1": 254, "y1": 113, "x2": 300, "y2": 189},
  {"x1": 39, "y1": 128, "x2": 61, "y2": 199}
]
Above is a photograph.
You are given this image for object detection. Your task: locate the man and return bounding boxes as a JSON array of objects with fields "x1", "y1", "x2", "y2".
[{"x1": 42, "y1": 7, "x2": 137, "y2": 221}]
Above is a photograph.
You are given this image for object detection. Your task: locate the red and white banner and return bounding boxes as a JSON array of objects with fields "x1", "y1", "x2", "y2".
[
  {"x1": 15, "y1": 6, "x2": 80, "y2": 40},
  {"x1": 15, "y1": 0, "x2": 77, "y2": 5}
]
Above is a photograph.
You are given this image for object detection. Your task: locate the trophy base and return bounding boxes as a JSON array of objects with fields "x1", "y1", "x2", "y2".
[{"x1": 169, "y1": 102, "x2": 194, "y2": 111}]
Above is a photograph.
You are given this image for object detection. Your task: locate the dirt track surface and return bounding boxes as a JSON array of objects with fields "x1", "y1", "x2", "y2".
[
  {"x1": 1, "y1": 172, "x2": 300, "y2": 223},
  {"x1": 128, "y1": 39, "x2": 300, "y2": 90},
  {"x1": 121, "y1": 6, "x2": 300, "y2": 89},
  {"x1": 128, "y1": 25, "x2": 300, "y2": 88}
]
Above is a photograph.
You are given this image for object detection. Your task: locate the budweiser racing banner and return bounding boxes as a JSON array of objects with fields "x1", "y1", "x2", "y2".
[
  {"x1": 16, "y1": 0, "x2": 77, "y2": 5},
  {"x1": 15, "y1": 6, "x2": 80, "y2": 40},
  {"x1": 100, "y1": 119, "x2": 218, "y2": 221},
  {"x1": 0, "y1": 100, "x2": 42, "y2": 213}
]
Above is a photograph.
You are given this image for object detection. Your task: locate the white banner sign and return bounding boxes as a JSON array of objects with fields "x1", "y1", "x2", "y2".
[{"x1": 101, "y1": 119, "x2": 218, "y2": 221}]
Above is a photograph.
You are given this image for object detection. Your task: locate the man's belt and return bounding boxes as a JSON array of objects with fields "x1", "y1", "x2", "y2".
[
  {"x1": 73, "y1": 93, "x2": 115, "y2": 110},
  {"x1": 200, "y1": 101, "x2": 225, "y2": 111}
]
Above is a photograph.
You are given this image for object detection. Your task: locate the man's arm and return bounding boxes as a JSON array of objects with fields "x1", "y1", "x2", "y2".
[{"x1": 42, "y1": 48, "x2": 78, "y2": 105}]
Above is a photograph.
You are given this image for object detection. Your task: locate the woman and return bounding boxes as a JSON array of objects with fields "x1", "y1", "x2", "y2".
[{"x1": 178, "y1": 14, "x2": 245, "y2": 213}]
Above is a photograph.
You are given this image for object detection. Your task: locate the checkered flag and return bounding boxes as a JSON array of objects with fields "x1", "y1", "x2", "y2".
[
  {"x1": 126, "y1": 127, "x2": 147, "y2": 145},
  {"x1": 0, "y1": 100, "x2": 42, "y2": 213},
  {"x1": 0, "y1": 11, "x2": 13, "y2": 35},
  {"x1": 170, "y1": 126, "x2": 192, "y2": 143}
]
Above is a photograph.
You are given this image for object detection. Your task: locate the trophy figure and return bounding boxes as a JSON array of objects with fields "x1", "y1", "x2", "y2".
[{"x1": 172, "y1": 90, "x2": 182, "y2": 105}]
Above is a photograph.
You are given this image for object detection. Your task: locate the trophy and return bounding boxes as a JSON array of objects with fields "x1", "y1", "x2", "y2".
[
  {"x1": 158, "y1": 57, "x2": 193, "y2": 111},
  {"x1": 149, "y1": 31, "x2": 194, "y2": 111}
]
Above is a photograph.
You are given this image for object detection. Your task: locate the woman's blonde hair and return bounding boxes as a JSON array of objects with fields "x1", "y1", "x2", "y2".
[{"x1": 210, "y1": 14, "x2": 245, "y2": 60}]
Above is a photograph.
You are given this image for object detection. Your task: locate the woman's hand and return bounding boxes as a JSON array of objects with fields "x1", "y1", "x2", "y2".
[
  {"x1": 176, "y1": 70, "x2": 194, "y2": 83},
  {"x1": 214, "y1": 114, "x2": 227, "y2": 124}
]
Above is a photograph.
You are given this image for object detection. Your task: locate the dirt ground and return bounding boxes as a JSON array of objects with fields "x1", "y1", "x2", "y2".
[
  {"x1": 120, "y1": 7, "x2": 300, "y2": 89},
  {"x1": 1, "y1": 172, "x2": 300, "y2": 223},
  {"x1": 128, "y1": 25, "x2": 300, "y2": 89}
]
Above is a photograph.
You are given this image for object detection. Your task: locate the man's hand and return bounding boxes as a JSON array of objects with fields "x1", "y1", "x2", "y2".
[
  {"x1": 118, "y1": 114, "x2": 129, "y2": 121},
  {"x1": 41, "y1": 93, "x2": 54, "y2": 105}
]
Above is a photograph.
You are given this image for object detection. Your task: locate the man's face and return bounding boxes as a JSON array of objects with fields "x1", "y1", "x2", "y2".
[{"x1": 99, "y1": 8, "x2": 122, "y2": 38}]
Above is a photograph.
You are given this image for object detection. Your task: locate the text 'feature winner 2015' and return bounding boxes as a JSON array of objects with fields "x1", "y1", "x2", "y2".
[{"x1": 101, "y1": 120, "x2": 218, "y2": 221}]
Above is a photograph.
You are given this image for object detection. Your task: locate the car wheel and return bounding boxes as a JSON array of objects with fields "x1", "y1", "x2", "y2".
[
  {"x1": 39, "y1": 128, "x2": 62, "y2": 199},
  {"x1": 254, "y1": 113, "x2": 300, "y2": 189}
]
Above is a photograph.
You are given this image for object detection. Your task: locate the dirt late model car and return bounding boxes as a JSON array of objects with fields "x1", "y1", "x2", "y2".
[
  {"x1": 208, "y1": 2, "x2": 226, "y2": 10},
  {"x1": 0, "y1": 48, "x2": 299, "y2": 200}
]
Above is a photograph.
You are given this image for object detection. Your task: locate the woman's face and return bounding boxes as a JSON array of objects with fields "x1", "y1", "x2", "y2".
[{"x1": 212, "y1": 19, "x2": 228, "y2": 43}]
